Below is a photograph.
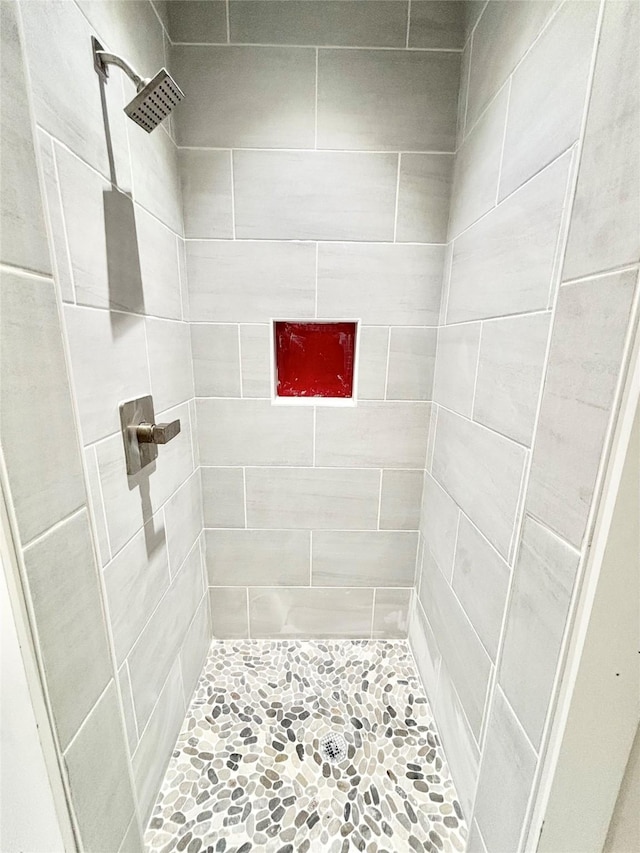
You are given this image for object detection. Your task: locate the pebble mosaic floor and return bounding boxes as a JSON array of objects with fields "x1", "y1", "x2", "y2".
[{"x1": 145, "y1": 640, "x2": 467, "y2": 853}]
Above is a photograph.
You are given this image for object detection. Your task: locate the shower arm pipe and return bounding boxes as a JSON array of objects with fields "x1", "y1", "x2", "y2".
[{"x1": 94, "y1": 46, "x2": 148, "y2": 92}]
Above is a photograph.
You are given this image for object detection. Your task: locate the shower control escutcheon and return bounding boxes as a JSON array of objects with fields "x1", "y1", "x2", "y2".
[{"x1": 119, "y1": 395, "x2": 181, "y2": 475}]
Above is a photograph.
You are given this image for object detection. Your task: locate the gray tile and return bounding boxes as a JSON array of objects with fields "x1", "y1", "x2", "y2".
[
  {"x1": 135, "y1": 207, "x2": 183, "y2": 320},
  {"x1": 357, "y1": 327, "x2": 389, "y2": 401},
  {"x1": 408, "y1": 1, "x2": 465, "y2": 49},
  {"x1": 84, "y1": 446, "x2": 110, "y2": 567},
  {"x1": 179, "y1": 595, "x2": 210, "y2": 704},
  {"x1": 500, "y1": 516, "x2": 580, "y2": 747},
  {"x1": 432, "y1": 409, "x2": 526, "y2": 558},
  {"x1": 246, "y1": 467, "x2": 380, "y2": 530},
  {"x1": 419, "y1": 551, "x2": 491, "y2": 738},
  {"x1": 129, "y1": 114, "x2": 183, "y2": 234},
  {"x1": 448, "y1": 86, "x2": 508, "y2": 238},
  {"x1": 96, "y1": 401, "x2": 194, "y2": 555},
  {"x1": 128, "y1": 541, "x2": 203, "y2": 730},
  {"x1": 249, "y1": 587, "x2": 374, "y2": 638},
  {"x1": 165, "y1": 471, "x2": 203, "y2": 575},
  {"x1": 240, "y1": 324, "x2": 272, "y2": 398},
  {"x1": 409, "y1": 597, "x2": 441, "y2": 703},
  {"x1": 230, "y1": 1, "x2": 409, "y2": 47},
  {"x1": 196, "y1": 399, "x2": 313, "y2": 466},
  {"x1": 372, "y1": 588, "x2": 412, "y2": 639},
  {"x1": 23, "y1": 511, "x2": 112, "y2": 750},
  {"x1": 474, "y1": 687, "x2": 538, "y2": 853},
  {"x1": 64, "y1": 681, "x2": 136, "y2": 853},
  {"x1": 456, "y1": 38, "x2": 471, "y2": 142},
  {"x1": 452, "y1": 514, "x2": 510, "y2": 661},
  {"x1": 432, "y1": 322, "x2": 481, "y2": 417},
  {"x1": 0, "y1": 270, "x2": 85, "y2": 544},
  {"x1": 464, "y1": 0, "x2": 487, "y2": 37},
  {"x1": 313, "y1": 532, "x2": 418, "y2": 587},
  {"x1": 233, "y1": 151, "x2": 398, "y2": 241},
  {"x1": 563, "y1": 0, "x2": 640, "y2": 279},
  {"x1": 206, "y1": 529, "x2": 310, "y2": 586},
  {"x1": 419, "y1": 473, "x2": 459, "y2": 581},
  {"x1": 0, "y1": 1, "x2": 50, "y2": 274},
  {"x1": 191, "y1": 324, "x2": 241, "y2": 397},
  {"x1": 387, "y1": 328, "x2": 437, "y2": 401},
  {"x1": 132, "y1": 661, "x2": 185, "y2": 824},
  {"x1": 36, "y1": 130, "x2": 73, "y2": 301},
  {"x1": 172, "y1": 45, "x2": 315, "y2": 147},
  {"x1": 146, "y1": 318, "x2": 194, "y2": 412},
  {"x1": 187, "y1": 240, "x2": 316, "y2": 321},
  {"x1": 179, "y1": 149, "x2": 233, "y2": 238},
  {"x1": 167, "y1": 0, "x2": 227, "y2": 42},
  {"x1": 528, "y1": 270, "x2": 637, "y2": 547},
  {"x1": 474, "y1": 312, "x2": 550, "y2": 446},
  {"x1": 396, "y1": 153, "x2": 454, "y2": 244},
  {"x1": 434, "y1": 660, "x2": 480, "y2": 817},
  {"x1": 465, "y1": 0, "x2": 559, "y2": 129},
  {"x1": 318, "y1": 243, "x2": 444, "y2": 325},
  {"x1": 316, "y1": 402, "x2": 431, "y2": 468},
  {"x1": 379, "y1": 469, "x2": 423, "y2": 530},
  {"x1": 202, "y1": 467, "x2": 245, "y2": 528},
  {"x1": 104, "y1": 519, "x2": 171, "y2": 665},
  {"x1": 447, "y1": 151, "x2": 571, "y2": 323},
  {"x1": 209, "y1": 587, "x2": 249, "y2": 639},
  {"x1": 499, "y1": 1, "x2": 599, "y2": 199},
  {"x1": 118, "y1": 665, "x2": 138, "y2": 755},
  {"x1": 318, "y1": 49, "x2": 460, "y2": 151},
  {"x1": 467, "y1": 821, "x2": 488, "y2": 853},
  {"x1": 118, "y1": 815, "x2": 144, "y2": 853}
]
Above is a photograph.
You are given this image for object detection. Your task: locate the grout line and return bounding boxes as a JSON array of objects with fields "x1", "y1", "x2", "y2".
[
  {"x1": 205, "y1": 528, "x2": 421, "y2": 535},
  {"x1": 495, "y1": 77, "x2": 512, "y2": 205},
  {"x1": 309, "y1": 531, "x2": 313, "y2": 586},
  {"x1": 48, "y1": 134, "x2": 77, "y2": 304},
  {"x1": 405, "y1": 1, "x2": 412, "y2": 49},
  {"x1": 376, "y1": 470, "x2": 384, "y2": 531},
  {"x1": 448, "y1": 512, "x2": 461, "y2": 585},
  {"x1": 170, "y1": 41, "x2": 463, "y2": 53},
  {"x1": 393, "y1": 154, "x2": 402, "y2": 242},
  {"x1": 21, "y1": 507, "x2": 87, "y2": 553},
  {"x1": 383, "y1": 328, "x2": 392, "y2": 400},
  {"x1": 229, "y1": 150, "x2": 237, "y2": 240},
  {"x1": 312, "y1": 407, "x2": 317, "y2": 466},
  {"x1": 370, "y1": 589, "x2": 377, "y2": 639},
  {"x1": 314, "y1": 49, "x2": 319, "y2": 149},
  {"x1": 237, "y1": 325, "x2": 244, "y2": 397},
  {"x1": 178, "y1": 146, "x2": 455, "y2": 156},
  {"x1": 314, "y1": 242, "x2": 319, "y2": 318},
  {"x1": 470, "y1": 321, "x2": 484, "y2": 419},
  {"x1": 225, "y1": 0, "x2": 230, "y2": 43},
  {"x1": 561, "y1": 262, "x2": 640, "y2": 289},
  {"x1": 92, "y1": 445, "x2": 112, "y2": 565},
  {"x1": 246, "y1": 587, "x2": 251, "y2": 639},
  {"x1": 242, "y1": 468, "x2": 248, "y2": 529},
  {"x1": 124, "y1": 660, "x2": 140, "y2": 742}
]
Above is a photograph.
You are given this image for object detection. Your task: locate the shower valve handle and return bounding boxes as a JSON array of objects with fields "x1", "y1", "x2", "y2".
[{"x1": 135, "y1": 420, "x2": 181, "y2": 445}]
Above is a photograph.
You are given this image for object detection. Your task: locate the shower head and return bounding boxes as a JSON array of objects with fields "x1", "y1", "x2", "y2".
[{"x1": 92, "y1": 37, "x2": 184, "y2": 133}]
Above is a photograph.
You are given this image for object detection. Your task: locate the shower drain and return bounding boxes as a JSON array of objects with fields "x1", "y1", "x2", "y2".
[{"x1": 319, "y1": 731, "x2": 347, "y2": 764}]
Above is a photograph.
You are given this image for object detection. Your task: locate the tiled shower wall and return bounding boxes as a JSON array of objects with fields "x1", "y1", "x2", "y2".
[
  {"x1": 10, "y1": 0, "x2": 210, "y2": 834},
  {"x1": 170, "y1": 0, "x2": 464, "y2": 638},
  {"x1": 410, "y1": 1, "x2": 640, "y2": 850}
]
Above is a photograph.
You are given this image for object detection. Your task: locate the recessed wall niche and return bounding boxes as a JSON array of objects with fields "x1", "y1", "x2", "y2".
[{"x1": 272, "y1": 320, "x2": 359, "y2": 405}]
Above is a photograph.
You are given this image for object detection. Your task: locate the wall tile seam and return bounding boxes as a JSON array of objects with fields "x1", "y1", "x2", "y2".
[
  {"x1": 369, "y1": 588, "x2": 377, "y2": 639},
  {"x1": 170, "y1": 41, "x2": 464, "y2": 53},
  {"x1": 508, "y1": 449, "x2": 532, "y2": 565},
  {"x1": 179, "y1": 148, "x2": 456, "y2": 157},
  {"x1": 64, "y1": 300, "x2": 193, "y2": 327},
  {"x1": 122, "y1": 659, "x2": 140, "y2": 744},
  {"x1": 20, "y1": 505, "x2": 88, "y2": 555},
  {"x1": 560, "y1": 261, "x2": 640, "y2": 290},
  {"x1": 210, "y1": 584, "x2": 413, "y2": 592},
  {"x1": 225, "y1": 0, "x2": 231, "y2": 44},
  {"x1": 440, "y1": 308, "x2": 552, "y2": 331},
  {"x1": 178, "y1": 586, "x2": 211, "y2": 707},
  {"x1": 494, "y1": 77, "x2": 512, "y2": 206},
  {"x1": 195, "y1": 397, "x2": 433, "y2": 404},
  {"x1": 429, "y1": 400, "x2": 533, "y2": 453},
  {"x1": 149, "y1": 0, "x2": 169, "y2": 40},
  {"x1": 185, "y1": 238, "x2": 449, "y2": 247},
  {"x1": 45, "y1": 128, "x2": 78, "y2": 304},
  {"x1": 204, "y1": 529, "x2": 420, "y2": 535},
  {"x1": 0, "y1": 260, "x2": 54, "y2": 284}
]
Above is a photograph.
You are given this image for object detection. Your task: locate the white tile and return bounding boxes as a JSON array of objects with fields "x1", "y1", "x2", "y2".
[
  {"x1": 396, "y1": 153, "x2": 454, "y2": 244},
  {"x1": 409, "y1": 1, "x2": 465, "y2": 49},
  {"x1": 240, "y1": 324, "x2": 272, "y2": 398},
  {"x1": 313, "y1": 531, "x2": 417, "y2": 587},
  {"x1": 372, "y1": 589, "x2": 412, "y2": 639},
  {"x1": 202, "y1": 467, "x2": 245, "y2": 528},
  {"x1": 206, "y1": 529, "x2": 310, "y2": 586},
  {"x1": 209, "y1": 587, "x2": 249, "y2": 639},
  {"x1": 35, "y1": 131, "x2": 72, "y2": 299},
  {"x1": 84, "y1": 447, "x2": 110, "y2": 566},
  {"x1": 165, "y1": 471, "x2": 203, "y2": 576},
  {"x1": 433, "y1": 323, "x2": 481, "y2": 417},
  {"x1": 249, "y1": 587, "x2": 374, "y2": 639},
  {"x1": 129, "y1": 114, "x2": 182, "y2": 234},
  {"x1": 386, "y1": 327, "x2": 437, "y2": 401},
  {"x1": 179, "y1": 595, "x2": 210, "y2": 704},
  {"x1": 136, "y1": 206, "x2": 183, "y2": 320},
  {"x1": 316, "y1": 402, "x2": 431, "y2": 469},
  {"x1": 118, "y1": 665, "x2": 137, "y2": 755},
  {"x1": 357, "y1": 327, "x2": 389, "y2": 401},
  {"x1": 147, "y1": 318, "x2": 194, "y2": 412},
  {"x1": 420, "y1": 473, "x2": 459, "y2": 581},
  {"x1": 318, "y1": 243, "x2": 444, "y2": 325},
  {"x1": 379, "y1": 469, "x2": 423, "y2": 531},
  {"x1": 246, "y1": 467, "x2": 380, "y2": 530},
  {"x1": 179, "y1": 149, "x2": 233, "y2": 238},
  {"x1": 187, "y1": 240, "x2": 316, "y2": 322},
  {"x1": 233, "y1": 151, "x2": 398, "y2": 241},
  {"x1": 191, "y1": 324, "x2": 241, "y2": 397},
  {"x1": 408, "y1": 598, "x2": 441, "y2": 705}
]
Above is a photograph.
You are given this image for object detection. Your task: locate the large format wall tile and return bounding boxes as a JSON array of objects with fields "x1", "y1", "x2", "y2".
[
  {"x1": 386, "y1": 328, "x2": 437, "y2": 401},
  {"x1": 230, "y1": 1, "x2": 409, "y2": 48},
  {"x1": 372, "y1": 588, "x2": 412, "y2": 639},
  {"x1": 562, "y1": 0, "x2": 640, "y2": 279},
  {"x1": 499, "y1": 516, "x2": 580, "y2": 747},
  {"x1": 318, "y1": 243, "x2": 444, "y2": 325},
  {"x1": 179, "y1": 149, "x2": 233, "y2": 239},
  {"x1": 419, "y1": 553, "x2": 491, "y2": 738},
  {"x1": 179, "y1": 596, "x2": 210, "y2": 703},
  {"x1": 1, "y1": 270, "x2": 85, "y2": 544},
  {"x1": 206, "y1": 529, "x2": 310, "y2": 586},
  {"x1": 312, "y1": 532, "x2": 418, "y2": 587},
  {"x1": 473, "y1": 312, "x2": 550, "y2": 446},
  {"x1": 197, "y1": 400, "x2": 313, "y2": 466},
  {"x1": 420, "y1": 473, "x2": 459, "y2": 581},
  {"x1": 209, "y1": 587, "x2": 249, "y2": 639},
  {"x1": 432, "y1": 409, "x2": 526, "y2": 558},
  {"x1": 77, "y1": 0, "x2": 165, "y2": 76},
  {"x1": 165, "y1": 471, "x2": 203, "y2": 574},
  {"x1": 129, "y1": 116, "x2": 183, "y2": 235},
  {"x1": 357, "y1": 327, "x2": 389, "y2": 401},
  {"x1": 36, "y1": 131, "x2": 74, "y2": 301},
  {"x1": 187, "y1": 240, "x2": 316, "y2": 322},
  {"x1": 409, "y1": 600, "x2": 441, "y2": 704},
  {"x1": 527, "y1": 270, "x2": 637, "y2": 548},
  {"x1": 167, "y1": 0, "x2": 227, "y2": 43},
  {"x1": 64, "y1": 681, "x2": 136, "y2": 853},
  {"x1": 202, "y1": 467, "x2": 245, "y2": 528},
  {"x1": 499, "y1": 1, "x2": 599, "y2": 199},
  {"x1": 379, "y1": 469, "x2": 423, "y2": 531},
  {"x1": 172, "y1": 45, "x2": 315, "y2": 147},
  {"x1": 447, "y1": 151, "x2": 571, "y2": 323},
  {"x1": 146, "y1": 318, "x2": 194, "y2": 412},
  {"x1": 246, "y1": 467, "x2": 380, "y2": 530},
  {"x1": 136, "y1": 207, "x2": 183, "y2": 321},
  {"x1": 249, "y1": 587, "x2": 374, "y2": 638},
  {"x1": 396, "y1": 153, "x2": 454, "y2": 243},
  {"x1": 318, "y1": 49, "x2": 460, "y2": 151},
  {"x1": 240, "y1": 324, "x2": 272, "y2": 398},
  {"x1": 316, "y1": 402, "x2": 431, "y2": 469},
  {"x1": 452, "y1": 514, "x2": 510, "y2": 662},
  {"x1": 474, "y1": 687, "x2": 538, "y2": 853},
  {"x1": 432, "y1": 323, "x2": 481, "y2": 417},
  {"x1": 233, "y1": 151, "x2": 398, "y2": 241},
  {"x1": 23, "y1": 511, "x2": 112, "y2": 751},
  {"x1": 408, "y1": 1, "x2": 465, "y2": 49},
  {"x1": 191, "y1": 324, "x2": 241, "y2": 397}
]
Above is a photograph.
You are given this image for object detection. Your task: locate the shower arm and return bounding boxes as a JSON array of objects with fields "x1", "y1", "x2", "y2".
[{"x1": 93, "y1": 40, "x2": 148, "y2": 92}]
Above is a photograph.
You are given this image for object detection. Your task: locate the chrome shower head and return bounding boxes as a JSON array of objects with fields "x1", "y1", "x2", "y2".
[
  {"x1": 92, "y1": 38, "x2": 184, "y2": 133},
  {"x1": 124, "y1": 69, "x2": 184, "y2": 133}
]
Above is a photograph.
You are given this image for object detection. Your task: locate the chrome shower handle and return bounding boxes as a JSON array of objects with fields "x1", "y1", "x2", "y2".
[{"x1": 135, "y1": 420, "x2": 181, "y2": 445}]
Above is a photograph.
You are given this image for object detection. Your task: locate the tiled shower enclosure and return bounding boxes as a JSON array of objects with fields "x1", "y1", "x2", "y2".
[{"x1": 1, "y1": 1, "x2": 638, "y2": 852}]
